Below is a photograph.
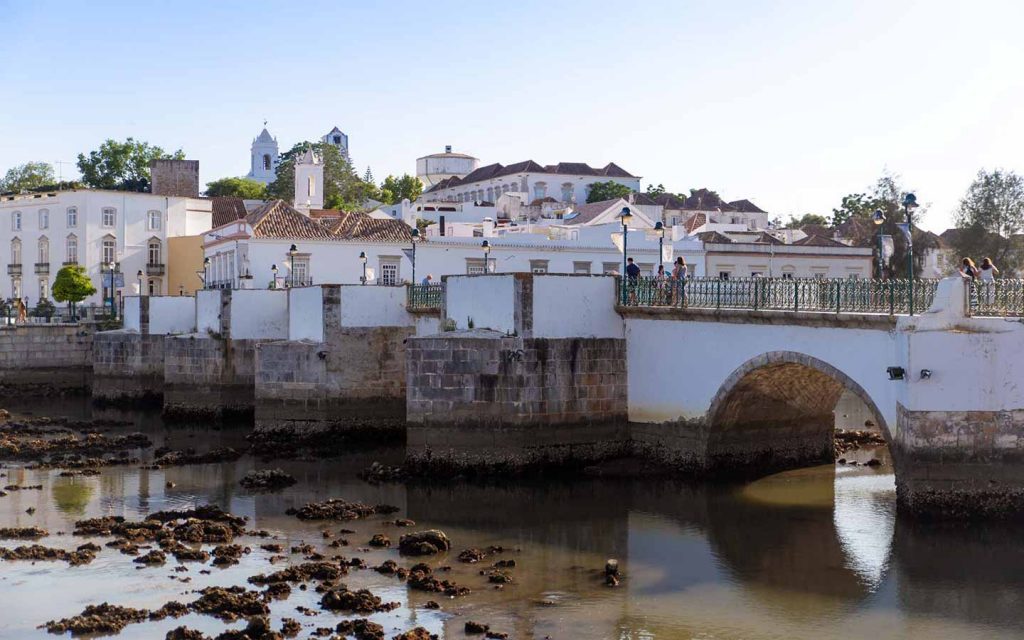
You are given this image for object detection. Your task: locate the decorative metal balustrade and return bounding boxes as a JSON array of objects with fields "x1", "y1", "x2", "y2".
[
  {"x1": 968, "y1": 280, "x2": 1024, "y2": 317},
  {"x1": 617, "y1": 276, "x2": 940, "y2": 316},
  {"x1": 407, "y1": 283, "x2": 444, "y2": 311}
]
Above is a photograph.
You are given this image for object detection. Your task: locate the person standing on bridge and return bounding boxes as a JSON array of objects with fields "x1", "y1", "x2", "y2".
[
  {"x1": 671, "y1": 256, "x2": 687, "y2": 306},
  {"x1": 626, "y1": 258, "x2": 640, "y2": 305},
  {"x1": 960, "y1": 257, "x2": 980, "y2": 311},
  {"x1": 979, "y1": 258, "x2": 999, "y2": 305}
]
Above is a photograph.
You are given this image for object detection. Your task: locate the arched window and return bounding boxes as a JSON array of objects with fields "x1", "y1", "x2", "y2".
[
  {"x1": 486, "y1": 187, "x2": 494, "y2": 202},
  {"x1": 263, "y1": 154, "x2": 271, "y2": 171},
  {"x1": 10, "y1": 238, "x2": 21, "y2": 264},
  {"x1": 38, "y1": 208, "x2": 49, "y2": 230},
  {"x1": 66, "y1": 207, "x2": 78, "y2": 228},
  {"x1": 533, "y1": 182, "x2": 547, "y2": 201},
  {"x1": 65, "y1": 234, "x2": 78, "y2": 264},
  {"x1": 561, "y1": 183, "x2": 574, "y2": 202},
  {"x1": 148, "y1": 239, "x2": 162, "y2": 265},
  {"x1": 37, "y1": 237, "x2": 49, "y2": 264},
  {"x1": 11, "y1": 211, "x2": 21, "y2": 231}
]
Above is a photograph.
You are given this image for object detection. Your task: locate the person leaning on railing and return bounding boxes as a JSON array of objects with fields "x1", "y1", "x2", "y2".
[
  {"x1": 979, "y1": 258, "x2": 999, "y2": 306},
  {"x1": 625, "y1": 258, "x2": 641, "y2": 305},
  {"x1": 671, "y1": 257, "x2": 688, "y2": 306}
]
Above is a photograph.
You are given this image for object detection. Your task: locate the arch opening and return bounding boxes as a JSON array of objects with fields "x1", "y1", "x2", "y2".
[{"x1": 706, "y1": 351, "x2": 889, "y2": 476}]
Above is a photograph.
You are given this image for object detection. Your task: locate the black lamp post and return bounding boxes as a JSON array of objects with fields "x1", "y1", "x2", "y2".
[
  {"x1": 203, "y1": 257, "x2": 210, "y2": 290},
  {"x1": 288, "y1": 244, "x2": 298, "y2": 287},
  {"x1": 902, "y1": 193, "x2": 919, "y2": 314},
  {"x1": 410, "y1": 228, "x2": 419, "y2": 286},
  {"x1": 137, "y1": 269, "x2": 144, "y2": 295},
  {"x1": 654, "y1": 221, "x2": 665, "y2": 273},
  {"x1": 620, "y1": 207, "x2": 632, "y2": 304},
  {"x1": 179, "y1": 284, "x2": 184, "y2": 296},
  {"x1": 271, "y1": 264, "x2": 278, "y2": 289},
  {"x1": 359, "y1": 251, "x2": 367, "y2": 285},
  {"x1": 481, "y1": 240, "x2": 491, "y2": 272},
  {"x1": 107, "y1": 261, "x2": 116, "y2": 319},
  {"x1": 872, "y1": 209, "x2": 885, "y2": 279}
]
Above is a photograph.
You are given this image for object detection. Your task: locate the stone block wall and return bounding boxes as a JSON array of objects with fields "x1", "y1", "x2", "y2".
[
  {"x1": 0, "y1": 325, "x2": 94, "y2": 391},
  {"x1": 162, "y1": 335, "x2": 260, "y2": 419},
  {"x1": 254, "y1": 326, "x2": 413, "y2": 431},
  {"x1": 892, "y1": 405, "x2": 1024, "y2": 519},
  {"x1": 405, "y1": 331, "x2": 629, "y2": 468},
  {"x1": 92, "y1": 332, "x2": 165, "y2": 403}
]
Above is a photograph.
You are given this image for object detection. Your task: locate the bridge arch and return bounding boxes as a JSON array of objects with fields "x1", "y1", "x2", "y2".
[{"x1": 704, "y1": 351, "x2": 890, "y2": 474}]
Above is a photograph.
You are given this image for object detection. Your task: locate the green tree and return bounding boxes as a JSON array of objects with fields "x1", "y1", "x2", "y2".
[
  {"x1": 204, "y1": 177, "x2": 268, "y2": 199},
  {"x1": 831, "y1": 192, "x2": 877, "y2": 227},
  {"x1": 267, "y1": 142, "x2": 373, "y2": 210},
  {"x1": 786, "y1": 213, "x2": 829, "y2": 228},
  {"x1": 52, "y1": 265, "x2": 97, "y2": 318},
  {"x1": 76, "y1": 138, "x2": 184, "y2": 192},
  {"x1": 379, "y1": 174, "x2": 423, "y2": 205},
  {"x1": 0, "y1": 161, "x2": 56, "y2": 193},
  {"x1": 586, "y1": 180, "x2": 635, "y2": 203},
  {"x1": 363, "y1": 166, "x2": 375, "y2": 184},
  {"x1": 645, "y1": 183, "x2": 667, "y2": 199},
  {"x1": 950, "y1": 169, "x2": 1024, "y2": 274}
]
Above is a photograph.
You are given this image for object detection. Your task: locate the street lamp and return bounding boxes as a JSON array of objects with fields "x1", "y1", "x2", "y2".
[
  {"x1": 654, "y1": 221, "x2": 665, "y2": 273},
  {"x1": 872, "y1": 209, "x2": 885, "y2": 279},
  {"x1": 203, "y1": 257, "x2": 210, "y2": 290},
  {"x1": 902, "y1": 193, "x2": 919, "y2": 314},
  {"x1": 410, "y1": 228, "x2": 420, "y2": 286},
  {"x1": 271, "y1": 264, "x2": 278, "y2": 289},
  {"x1": 137, "y1": 269, "x2": 144, "y2": 295},
  {"x1": 481, "y1": 240, "x2": 490, "y2": 273},
  {"x1": 107, "y1": 261, "x2": 119, "y2": 320},
  {"x1": 620, "y1": 207, "x2": 633, "y2": 304},
  {"x1": 179, "y1": 284, "x2": 184, "y2": 297},
  {"x1": 359, "y1": 251, "x2": 367, "y2": 285},
  {"x1": 288, "y1": 244, "x2": 298, "y2": 288}
]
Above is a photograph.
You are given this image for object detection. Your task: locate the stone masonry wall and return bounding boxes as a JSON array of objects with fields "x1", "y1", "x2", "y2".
[
  {"x1": 406, "y1": 331, "x2": 629, "y2": 468},
  {"x1": 892, "y1": 405, "x2": 1024, "y2": 519},
  {"x1": 255, "y1": 326, "x2": 413, "y2": 431},
  {"x1": 92, "y1": 332, "x2": 165, "y2": 403},
  {"x1": 162, "y1": 335, "x2": 260, "y2": 418},
  {"x1": 0, "y1": 325, "x2": 94, "y2": 391}
]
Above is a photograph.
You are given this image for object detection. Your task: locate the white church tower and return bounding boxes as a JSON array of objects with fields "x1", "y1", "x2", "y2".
[
  {"x1": 294, "y1": 148, "x2": 324, "y2": 214},
  {"x1": 321, "y1": 126, "x2": 349, "y2": 160},
  {"x1": 247, "y1": 126, "x2": 279, "y2": 184}
]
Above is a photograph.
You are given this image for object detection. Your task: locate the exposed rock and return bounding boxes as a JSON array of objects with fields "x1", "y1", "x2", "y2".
[
  {"x1": 406, "y1": 564, "x2": 470, "y2": 597},
  {"x1": 280, "y1": 618, "x2": 301, "y2": 637},
  {"x1": 285, "y1": 498, "x2": 399, "y2": 521},
  {"x1": 166, "y1": 626, "x2": 210, "y2": 640},
  {"x1": 424, "y1": 600, "x2": 440, "y2": 609},
  {"x1": 44, "y1": 603, "x2": 150, "y2": 636},
  {"x1": 152, "y1": 447, "x2": 243, "y2": 467},
  {"x1": 212, "y1": 544, "x2": 248, "y2": 566},
  {"x1": 189, "y1": 586, "x2": 270, "y2": 622},
  {"x1": 0, "y1": 526, "x2": 47, "y2": 539},
  {"x1": 834, "y1": 429, "x2": 886, "y2": 456},
  {"x1": 260, "y1": 543, "x2": 283, "y2": 553},
  {"x1": 486, "y1": 570, "x2": 512, "y2": 584},
  {"x1": 319, "y1": 586, "x2": 399, "y2": 614},
  {"x1": 249, "y1": 561, "x2": 347, "y2": 585},
  {"x1": 0, "y1": 543, "x2": 97, "y2": 565},
  {"x1": 150, "y1": 601, "x2": 190, "y2": 621},
  {"x1": 391, "y1": 628, "x2": 436, "y2": 640},
  {"x1": 369, "y1": 534, "x2": 391, "y2": 548},
  {"x1": 239, "y1": 469, "x2": 296, "y2": 491},
  {"x1": 134, "y1": 550, "x2": 167, "y2": 565},
  {"x1": 358, "y1": 462, "x2": 408, "y2": 484},
  {"x1": 336, "y1": 618, "x2": 385, "y2": 640},
  {"x1": 398, "y1": 530, "x2": 450, "y2": 556},
  {"x1": 485, "y1": 632, "x2": 508, "y2": 639},
  {"x1": 465, "y1": 621, "x2": 490, "y2": 634}
]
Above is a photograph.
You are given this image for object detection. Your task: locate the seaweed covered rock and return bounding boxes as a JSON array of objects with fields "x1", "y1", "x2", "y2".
[{"x1": 398, "y1": 530, "x2": 450, "y2": 556}]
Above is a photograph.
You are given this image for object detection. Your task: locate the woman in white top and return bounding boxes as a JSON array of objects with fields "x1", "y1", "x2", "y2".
[{"x1": 979, "y1": 257, "x2": 999, "y2": 305}]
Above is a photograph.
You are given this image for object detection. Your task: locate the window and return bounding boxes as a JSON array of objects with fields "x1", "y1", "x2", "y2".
[
  {"x1": 307, "y1": 176, "x2": 315, "y2": 197},
  {"x1": 263, "y1": 154, "x2": 271, "y2": 171},
  {"x1": 333, "y1": 135, "x2": 341, "y2": 145},
  {"x1": 148, "y1": 240, "x2": 162, "y2": 265},
  {"x1": 529, "y1": 260, "x2": 549, "y2": 274},
  {"x1": 102, "y1": 237, "x2": 116, "y2": 265},
  {"x1": 66, "y1": 235, "x2": 78, "y2": 264},
  {"x1": 781, "y1": 266, "x2": 795, "y2": 279},
  {"x1": 378, "y1": 258, "x2": 400, "y2": 285},
  {"x1": 37, "y1": 237, "x2": 48, "y2": 264},
  {"x1": 147, "y1": 210, "x2": 161, "y2": 231},
  {"x1": 12, "y1": 211, "x2": 21, "y2": 231},
  {"x1": 102, "y1": 207, "x2": 116, "y2": 228},
  {"x1": 718, "y1": 271, "x2": 731, "y2": 280},
  {"x1": 11, "y1": 278, "x2": 21, "y2": 299},
  {"x1": 602, "y1": 262, "x2": 620, "y2": 275},
  {"x1": 10, "y1": 238, "x2": 21, "y2": 264},
  {"x1": 465, "y1": 258, "x2": 487, "y2": 274},
  {"x1": 39, "y1": 278, "x2": 48, "y2": 300},
  {"x1": 573, "y1": 261, "x2": 591, "y2": 275},
  {"x1": 813, "y1": 272, "x2": 827, "y2": 280},
  {"x1": 38, "y1": 209, "x2": 49, "y2": 230},
  {"x1": 148, "y1": 279, "x2": 159, "y2": 296},
  {"x1": 486, "y1": 187, "x2": 494, "y2": 202},
  {"x1": 751, "y1": 271, "x2": 763, "y2": 278},
  {"x1": 66, "y1": 207, "x2": 78, "y2": 228},
  {"x1": 533, "y1": 182, "x2": 547, "y2": 201},
  {"x1": 292, "y1": 257, "x2": 309, "y2": 285},
  {"x1": 561, "y1": 183, "x2": 574, "y2": 202}
]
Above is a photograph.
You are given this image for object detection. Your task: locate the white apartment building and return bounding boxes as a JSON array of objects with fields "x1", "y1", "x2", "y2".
[{"x1": 0, "y1": 189, "x2": 212, "y2": 306}]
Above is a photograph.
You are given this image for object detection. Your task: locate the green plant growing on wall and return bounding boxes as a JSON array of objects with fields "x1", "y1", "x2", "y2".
[{"x1": 441, "y1": 318, "x2": 457, "y2": 331}]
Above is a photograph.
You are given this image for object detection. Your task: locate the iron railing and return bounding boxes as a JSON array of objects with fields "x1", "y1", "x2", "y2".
[
  {"x1": 407, "y1": 283, "x2": 444, "y2": 311},
  {"x1": 617, "y1": 276, "x2": 939, "y2": 316},
  {"x1": 968, "y1": 280, "x2": 1024, "y2": 317}
]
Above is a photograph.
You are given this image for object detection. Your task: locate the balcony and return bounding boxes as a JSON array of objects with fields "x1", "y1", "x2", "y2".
[
  {"x1": 7, "y1": 264, "x2": 21, "y2": 276},
  {"x1": 34, "y1": 262, "x2": 49, "y2": 275},
  {"x1": 62, "y1": 261, "x2": 78, "y2": 267},
  {"x1": 146, "y1": 263, "x2": 166, "y2": 276}
]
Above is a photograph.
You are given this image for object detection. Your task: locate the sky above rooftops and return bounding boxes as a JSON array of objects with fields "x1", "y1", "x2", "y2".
[{"x1": 2, "y1": 0, "x2": 1023, "y2": 233}]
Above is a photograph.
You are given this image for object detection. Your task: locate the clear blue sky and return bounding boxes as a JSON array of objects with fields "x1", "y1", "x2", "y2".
[{"x1": 2, "y1": 0, "x2": 1023, "y2": 231}]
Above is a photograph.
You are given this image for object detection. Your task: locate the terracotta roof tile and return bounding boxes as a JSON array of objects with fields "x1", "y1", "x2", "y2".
[
  {"x1": 424, "y1": 160, "x2": 637, "y2": 193},
  {"x1": 728, "y1": 199, "x2": 766, "y2": 214},
  {"x1": 247, "y1": 200, "x2": 335, "y2": 240},
  {"x1": 792, "y1": 234, "x2": 847, "y2": 247},
  {"x1": 326, "y1": 210, "x2": 413, "y2": 243},
  {"x1": 210, "y1": 197, "x2": 248, "y2": 227}
]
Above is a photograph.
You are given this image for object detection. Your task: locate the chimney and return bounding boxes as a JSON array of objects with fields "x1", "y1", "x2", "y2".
[{"x1": 150, "y1": 159, "x2": 200, "y2": 198}]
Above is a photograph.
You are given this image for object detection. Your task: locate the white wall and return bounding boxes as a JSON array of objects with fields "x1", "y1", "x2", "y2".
[
  {"x1": 123, "y1": 296, "x2": 141, "y2": 332},
  {"x1": 445, "y1": 274, "x2": 516, "y2": 333},
  {"x1": 196, "y1": 289, "x2": 222, "y2": 334},
  {"x1": 231, "y1": 289, "x2": 288, "y2": 339},
  {"x1": 149, "y1": 296, "x2": 195, "y2": 335},
  {"x1": 531, "y1": 276, "x2": 623, "y2": 338},
  {"x1": 288, "y1": 286, "x2": 324, "y2": 342},
  {"x1": 339, "y1": 285, "x2": 413, "y2": 327}
]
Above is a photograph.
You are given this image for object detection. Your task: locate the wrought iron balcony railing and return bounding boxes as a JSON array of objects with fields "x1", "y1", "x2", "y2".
[
  {"x1": 146, "y1": 263, "x2": 165, "y2": 276},
  {"x1": 34, "y1": 262, "x2": 49, "y2": 275},
  {"x1": 617, "y1": 276, "x2": 940, "y2": 316},
  {"x1": 7, "y1": 264, "x2": 22, "y2": 276},
  {"x1": 967, "y1": 280, "x2": 1024, "y2": 317},
  {"x1": 407, "y1": 283, "x2": 444, "y2": 311}
]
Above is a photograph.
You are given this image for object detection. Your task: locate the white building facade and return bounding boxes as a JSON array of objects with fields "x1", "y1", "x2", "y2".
[{"x1": 0, "y1": 189, "x2": 212, "y2": 306}]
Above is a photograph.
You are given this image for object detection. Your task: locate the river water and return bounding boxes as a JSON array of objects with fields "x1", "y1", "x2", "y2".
[{"x1": 2, "y1": 400, "x2": 1023, "y2": 639}]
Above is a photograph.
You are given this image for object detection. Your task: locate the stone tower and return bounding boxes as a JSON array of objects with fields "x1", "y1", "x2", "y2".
[
  {"x1": 294, "y1": 148, "x2": 324, "y2": 214},
  {"x1": 247, "y1": 126, "x2": 279, "y2": 184},
  {"x1": 150, "y1": 159, "x2": 199, "y2": 197}
]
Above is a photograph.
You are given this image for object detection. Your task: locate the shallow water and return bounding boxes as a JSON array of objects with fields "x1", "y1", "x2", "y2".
[{"x1": 2, "y1": 401, "x2": 1024, "y2": 639}]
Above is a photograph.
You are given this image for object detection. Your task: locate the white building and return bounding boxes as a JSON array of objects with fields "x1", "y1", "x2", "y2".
[
  {"x1": 699, "y1": 231, "x2": 873, "y2": 279},
  {"x1": 247, "y1": 128, "x2": 279, "y2": 185},
  {"x1": 422, "y1": 159, "x2": 641, "y2": 206},
  {"x1": 293, "y1": 150, "x2": 324, "y2": 214},
  {"x1": 416, "y1": 146, "x2": 480, "y2": 188},
  {"x1": 321, "y1": 126, "x2": 350, "y2": 159},
  {"x1": 0, "y1": 189, "x2": 212, "y2": 305}
]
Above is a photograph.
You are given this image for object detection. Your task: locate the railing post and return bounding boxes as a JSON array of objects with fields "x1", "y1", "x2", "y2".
[
  {"x1": 753, "y1": 279, "x2": 759, "y2": 311},
  {"x1": 716, "y1": 278, "x2": 721, "y2": 310},
  {"x1": 794, "y1": 280, "x2": 799, "y2": 313}
]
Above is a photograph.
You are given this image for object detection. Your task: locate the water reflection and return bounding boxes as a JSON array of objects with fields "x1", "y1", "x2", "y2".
[{"x1": 2, "y1": 409, "x2": 1024, "y2": 639}]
